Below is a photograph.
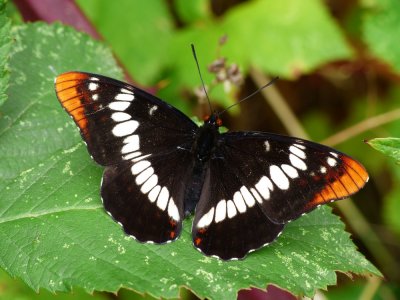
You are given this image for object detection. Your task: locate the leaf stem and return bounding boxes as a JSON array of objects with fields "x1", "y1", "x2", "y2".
[
  {"x1": 359, "y1": 275, "x2": 382, "y2": 300},
  {"x1": 321, "y1": 108, "x2": 400, "y2": 146}
]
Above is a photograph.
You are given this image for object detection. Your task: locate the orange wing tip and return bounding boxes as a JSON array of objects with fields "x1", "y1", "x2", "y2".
[
  {"x1": 55, "y1": 72, "x2": 91, "y2": 134},
  {"x1": 55, "y1": 72, "x2": 90, "y2": 92},
  {"x1": 308, "y1": 155, "x2": 368, "y2": 209}
]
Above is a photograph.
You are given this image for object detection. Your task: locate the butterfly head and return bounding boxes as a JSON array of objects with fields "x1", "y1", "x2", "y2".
[{"x1": 204, "y1": 113, "x2": 223, "y2": 128}]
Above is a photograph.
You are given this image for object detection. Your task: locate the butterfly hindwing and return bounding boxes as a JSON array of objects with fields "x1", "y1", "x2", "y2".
[
  {"x1": 192, "y1": 160, "x2": 285, "y2": 260},
  {"x1": 101, "y1": 148, "x2": 196, "y2": 243}
]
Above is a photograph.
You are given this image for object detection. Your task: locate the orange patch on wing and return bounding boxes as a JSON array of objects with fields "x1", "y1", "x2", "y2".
[
  {"x1": 308, "y1": 156, "x2": 368, "y2": 209},
  {"x1": 195, "y1": 237, "x2": 202, "y2": 246},
  {"x1": 55, "y1": 72, "x2": 91, "y2": 134}
]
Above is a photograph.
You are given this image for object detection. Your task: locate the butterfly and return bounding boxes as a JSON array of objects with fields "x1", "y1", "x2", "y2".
[{"x1": 55, "y1": 71, "x2": 368, "y2": 260}]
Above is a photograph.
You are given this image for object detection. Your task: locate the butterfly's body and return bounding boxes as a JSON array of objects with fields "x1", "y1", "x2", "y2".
[
  {"x1": 192, "y1": 118, "x2": 220, "y2": 162},
  {"x1": 55, "y1": 71, "x2": 369, "y2": 260}
]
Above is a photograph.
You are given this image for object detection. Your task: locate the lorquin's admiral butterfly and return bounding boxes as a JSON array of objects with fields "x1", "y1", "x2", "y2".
[{"x1": 55, "y1": 71, "x2": 368, "y2": 260}]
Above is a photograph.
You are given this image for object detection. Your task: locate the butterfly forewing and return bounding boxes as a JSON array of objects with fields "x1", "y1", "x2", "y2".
[
  {"x1": 55, "y1": 72, "x2": 197, "y2": 166},
  {"x1": 55, "y1": 71, "x2": 197, "y2": 243},
  {"x1": 217, "y1": 132, "x2": 368, "y2": 223}
]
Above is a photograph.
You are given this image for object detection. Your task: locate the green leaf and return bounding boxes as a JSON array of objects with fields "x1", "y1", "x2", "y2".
[
  {"x1": 170, "y1": 0, "x2": 352, "y2": 80},
  {"x1": 0, "y1": 22, "x2": 122, "y2": 181},
  {"x1": 0, "y1": 22, "x2": 379, "y2": 300},
  {"x1": 0, "y1": 269, "x2": 109, "y2": 300},
  {"x1": 366, "y1": 137, "x2": 400, "y2": 162},
  {"x1": 76, "y1": 0, "x2": 173, "y2": 85},
  {"x1": 0, "y1": 1, "x2": 11, "y2": 107},
  {"x1": 221, "y1": 0, "x2": 353, "y2": 77},
  {"x1": 174, "y1": 0, "x2": 211, "y2": 24},
  {"x1": 362, "y1": 0, "x2": 400, "y2": 73},
  {"x1": 166, "y1": 0, "x2": 353, "y2": 108}
]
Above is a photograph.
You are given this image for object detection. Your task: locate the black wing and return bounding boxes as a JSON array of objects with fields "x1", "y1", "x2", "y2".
[
  {"x1": 55, "y1": 71, "x2": 197, "y2": 243},
  {"x1": 192, "y1": 131, "x2": 368, "y2": 259}
]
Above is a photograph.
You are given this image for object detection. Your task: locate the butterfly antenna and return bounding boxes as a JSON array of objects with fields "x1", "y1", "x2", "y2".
[
  {"x1": 219, "y1": 76, "x2": 279, "y2": 116},
  {"x1": 191, "y1": 44, "x2": 213, "y2": 114}
]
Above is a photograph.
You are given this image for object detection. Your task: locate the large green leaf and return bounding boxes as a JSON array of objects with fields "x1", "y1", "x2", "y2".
[
  {"x1": 0, "y1": 22, "x2": 379, "y2": 300},
  {"x1": 0, "y1": 0, "x2": 11, "y2": 107},
  {"x1": 362, "y1": 0, "x2": 400, "y2": 73}
]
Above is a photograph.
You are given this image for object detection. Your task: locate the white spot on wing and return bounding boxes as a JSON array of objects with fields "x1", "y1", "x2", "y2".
[
  {"x1": 131, "y1": 160, "x2": 151, "y2": 175},
  {"x1": 168, "y1": 198, "x2": 180, "y2": 221},
  {"x1": 140, "y1": 174, "x2": 158, "y2": 194},
  {"x1": 123, "y1": 151, "x2": 141, "y2": 160},
  {"x1": 214, "y1": 200, "x2": 227, "y2": 223},
  {"x1": 327, "y1": 157, "x2": 337, "y2": 167},
  {"x1": 290, "y1": 145, "x2": 306, "y2": 159},
  {"x1": 330, "y1": 152, "x2": 339, "y2": 158},
  {"x1": 149, "y1": 105, "x2": 158, "y2": 115},
  {"x1": 111, "y1": 112, "x2": 131, "y2": 122},
  {"x1": 109, "y1": 101, "x2": 130, "y2": 111},
  {"x1": 264, "y1": 140, "x2": 270, "y2": 152},
  {"x1": 281, "y1": 164, "x2": 299, "y2": 179},
  {"x1": 233, "y1": 191, "x2": 246, "y2": 213},
  {"x1": 250, "y1": 188, "x2": 263, "y2": 204},
  {"x1": 123, "y1": 134, "x2": 139, "y2": 144},
  {"x1": 227, "y1": 200, "x2": 237, "y2": 218},
  {"x1": 320, "y1": 166, "x2": 327, "y2": 174},
  {"x1": 90, "y1": 77, "x2": 99, "y2": 81},
  {"x1": 270, "y1": 165, "x2": 289, "y2": 190},
  {"x1": 289, "y1": 154, "x2": 307, "y2": 170},
  {"x1": 197, "y1": 207, "x2": 215, "y2": 228},
  {"x1": 240, "y1": 186, "x2": 255, "y2": 207},
  {"x1": 88, "y1": 82, "x2": 98, "y2": 91},
  {"x1": 115, "y1": 93, "x2": 134, "y2": 101},
  {"x1": 157, "y1": 187, "x2": 169, "y2": 210},
  {"x1": 121, "y1": 135, "x2": 139, "y2": 153},
  {"x1": 294, "y1": 143, "x2": 305, "y2": 149},
  {"x1": 255, "y1": 176, "x2": 272, "y2": 200},
  {"x1": 112, "y1": 120, "x2": 139, "y2": 137},
  {"x1": 121, "y1": 88, "x2": 133, "y2": 94},
  {"x1": 148, "y1": 185, "x2": 161, "y2": 202},
  {"x1": 92, "y1": 94, "x2": 98, "y2": 101},
  {"x1": 132, "y1": 153, "x2": 151, "y2": 163},
  {"x1": 135, "y1": 167, "x2": 154, "y2": 185}
]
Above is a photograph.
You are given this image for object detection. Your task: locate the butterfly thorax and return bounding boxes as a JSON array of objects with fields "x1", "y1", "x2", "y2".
[{"x1": 192, "y1": 115, "x2": 221, "y2": 162}]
